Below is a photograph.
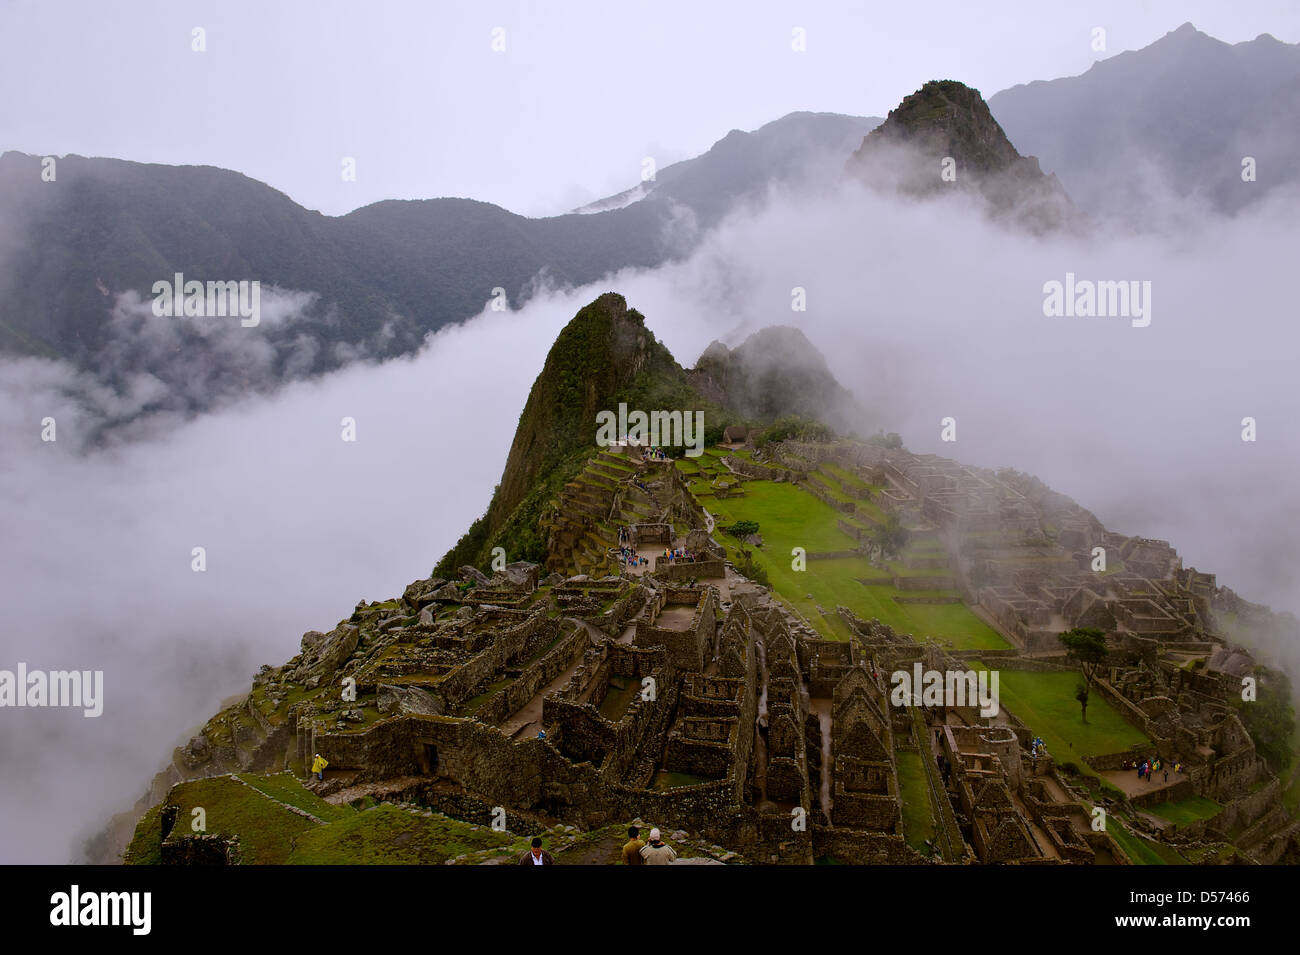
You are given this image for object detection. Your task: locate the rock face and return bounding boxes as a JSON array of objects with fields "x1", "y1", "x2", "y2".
[
  {"x1": 376, "y1": 684, "x2": 443, "y2": 717},
  {"x1": 290, "y1": 625, "x2": 359, "y2": 684},
  {"x1": 459, "y1": 565, "x2": 490, "y2": 586},
  {"x1": 847, "y1": 79, "x2": 1077, "y2": 232},
  {"x1": 493, "y1": 561, "x2": 540, "y2": 590}
]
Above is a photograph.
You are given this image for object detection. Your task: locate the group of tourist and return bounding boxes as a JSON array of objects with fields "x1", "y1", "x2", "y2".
[
  {"x1": 662, "y1": 546, "x2": 696, "y2": 563},
  {"x1": 621, "y1": 825, "x2": 678, "y2": 864},
  {"x1": 1124, "y1": 756, "x2": 1180, "y2": 784},
  {"x1": 519, "y1": 826, "x2": 679, "y2": 865},
  {"x1": 616, "y1": 545, "x2": 649, "y2": 569},
  {"x1": 643, "y1": 447, "x2": 671, "y2": 462}
]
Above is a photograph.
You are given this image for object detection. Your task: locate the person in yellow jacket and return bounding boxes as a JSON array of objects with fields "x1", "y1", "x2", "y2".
[{"x1": 311, "y1": 753, "x2": 329, "y2": 782}]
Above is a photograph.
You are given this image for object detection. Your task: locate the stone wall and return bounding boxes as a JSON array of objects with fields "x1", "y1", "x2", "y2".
[
  {"x1": 652, "y1": 558, "x2": 726, "y2": 580},
  {"x1": 478, "y1": 626, "x2": 586, "y2": 726}
]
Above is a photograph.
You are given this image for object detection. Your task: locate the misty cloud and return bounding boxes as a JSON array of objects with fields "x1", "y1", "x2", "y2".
[{"x1": 4, "y1": 167, "x2": 1300, "y2": 863}]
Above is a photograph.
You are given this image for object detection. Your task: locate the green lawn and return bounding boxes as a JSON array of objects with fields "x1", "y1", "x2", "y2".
[
  {"x1": 973, "y1": 666, "x2": 1151, "y2": 781},
  {"x1": 1147, "y1": 795, "x2": 1223, "y2": 826},
  {"x1": 1108, "y1": 818, "x2": 1187, "y2": 865},
  {"x1": 693, "y1": 472, "x2": 1008, "y2": 648},
  {"x1": 896, "y1": 751, "x2": 937, "y2": 852}
]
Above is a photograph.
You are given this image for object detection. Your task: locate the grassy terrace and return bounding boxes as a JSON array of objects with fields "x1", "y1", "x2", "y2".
[
  {"x1": 239, "y1": 772, "x2": 355, "y2": 822},
  {"x1": 1147, "y1": 795, "x2": 1223, "y2": 826},
  {"x1": 972, "y1": 665, "x2": 1151, "y2": 785},
  {"x1": 1108, "y1": 818, "x2": 1187, "y2": 865},
  {"x1": 127, "y1": 775, "x2": 321, "y2": 865},
  {"x1": 288, "y1": 804, "x2": 526, "y2": 864},
  {"x1": 126, "y1": 773, "x2": 532, "y2": 865},
  {"x1": 683, "y1": 464, "x2": 1006, "y2": 648}
]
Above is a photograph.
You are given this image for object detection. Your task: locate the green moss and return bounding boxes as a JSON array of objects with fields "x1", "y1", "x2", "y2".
[
  {"x1": 161, "y1": 776, "x2": 320, "y2": 864},
  {"x1": 238, "y1": 772, "x2": 355, "y2": 823},
  {"x1": 123, "y1": 804, "x2": 164, "y2": 865},
  {"x1": 287, "y1": 804, "x2": 525, "y2": 864}
]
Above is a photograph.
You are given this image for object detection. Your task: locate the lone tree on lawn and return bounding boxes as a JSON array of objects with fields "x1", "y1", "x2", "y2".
[
  {"x1": 867, "y1": 512, "x2": 910, "y2": 561},
  {"x1": 1059, "y1": 627, "x2": 1109, "y2": 724}
]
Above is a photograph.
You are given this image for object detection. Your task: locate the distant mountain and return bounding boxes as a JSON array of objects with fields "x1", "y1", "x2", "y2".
[
  {"x1": 573, "y1": 111, "x2": 879, "y2": 220},
  {"x1": 0, "y1": 111, "x2": 880, "y2": 423},
  {"x1": 988, "y1": 23, "x2": 1300, "y2": 222},
  {"x1": 690, "y1": 326, "x2": 863, "y2": 431},
  {"x1": 847, "y1": 79, "x2": 1077, "y2": 232}
]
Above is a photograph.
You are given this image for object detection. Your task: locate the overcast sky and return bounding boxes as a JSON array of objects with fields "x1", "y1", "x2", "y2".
[{"x1": 3, "y1": 0, "x2": 1299, "y2": 216}]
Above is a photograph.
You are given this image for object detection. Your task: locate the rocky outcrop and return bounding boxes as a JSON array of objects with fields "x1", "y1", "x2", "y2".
[
  {"x1": 290, "y1": 625, "x2": 359, "y2": 685},
  {"x1": 847, "y1": 79, "x2": 1078, "y2": 232}
]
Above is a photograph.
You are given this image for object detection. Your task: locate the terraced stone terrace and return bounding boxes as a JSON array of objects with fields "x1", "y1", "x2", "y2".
[{"x1": 677, "y1": 459, "x2": 1007, "y2": 649}]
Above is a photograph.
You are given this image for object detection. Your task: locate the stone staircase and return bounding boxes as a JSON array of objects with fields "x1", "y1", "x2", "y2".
[{"x1": 545, "y1": 450, "x2": 674, "y2": 575}]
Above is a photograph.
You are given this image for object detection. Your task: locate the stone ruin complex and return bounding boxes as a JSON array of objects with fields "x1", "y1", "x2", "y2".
[{"x1": 136, "y1": 439, "x2": 1300, "y2": 865}]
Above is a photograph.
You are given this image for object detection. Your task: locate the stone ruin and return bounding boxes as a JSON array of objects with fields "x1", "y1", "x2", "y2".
[{"x1": 136, "y1": 436, "x2": 1299, "y2": 866}]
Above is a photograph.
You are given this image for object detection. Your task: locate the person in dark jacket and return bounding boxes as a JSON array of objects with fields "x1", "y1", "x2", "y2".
[{"x1": 519, "y1": 836, "x2": 554, "y2": 865}]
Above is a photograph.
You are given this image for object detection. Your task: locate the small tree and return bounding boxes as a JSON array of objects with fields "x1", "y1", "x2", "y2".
[
  {"x1": 868, "y1": 513, "x2": 909, "y2": 561},
  {"x1": 1059, "y1": 627, "x2": 1109, "y2": 724},
  {"x1": 724, "y1": 520, "x2": 760, "y2": 539}
]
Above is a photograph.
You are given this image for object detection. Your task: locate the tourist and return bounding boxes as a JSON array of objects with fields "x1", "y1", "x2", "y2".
[
  {"x1": 311, "y1": 752, "x2": 328, "y2": 782},
  {"x1": 1163, "y1": 768, "x2": 1169, "y2": 783},
  {"x1": 639, "y1": 828, "x2": 677, "y2": 865},
  {"x1": 519, "y1": 836, "x2": 554, "y2": 866},
  {"x1": 622, "y1": 826, "x2": 646, "y2": 865}
]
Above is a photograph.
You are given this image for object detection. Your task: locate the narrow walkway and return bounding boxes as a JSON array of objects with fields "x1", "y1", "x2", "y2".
[{"x1": 500, "y1": 630, "x2": 585, "y2": 739}]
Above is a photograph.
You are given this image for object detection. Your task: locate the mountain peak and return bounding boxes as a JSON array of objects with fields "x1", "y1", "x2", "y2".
[{"x1": 847, "y1": 79, "x2": 1076, "y2": 231}]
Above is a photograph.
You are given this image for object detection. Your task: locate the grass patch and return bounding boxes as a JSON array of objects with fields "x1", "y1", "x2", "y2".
[
  {"x1": 1108, "y1": 818, "x2": 1187, "y2": 865},
  {"x1": 652, "y1": 770, "x2": 714, "y2": 790},
  {"x1": 598, "y1": 676, "x2": 639, "y2": 721},
  {"x1": 123, "y1": 804, "x2": 164, "y2": 865},
  {"x1": 896, "y1": 750, "x2": 937, "y2": 853},
  {"x1": 160, "y1": 776, "x2": 320, "y2": 864},
  {"x1": 700, "y1": 477, "x2": 1005, "y2": 646},
  {"x1": 289, "y1": 804, "x2": 525, "y2": 864},
  {"x1": 238, "y1": 772, "x2": 355, "y2": 823},
  {"x1": 1147, "y1": 796, "x2": 1222, "y2": 826},
  {"x1": 972, "y1": 665, "x2": 1150, "y2": 784}
]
